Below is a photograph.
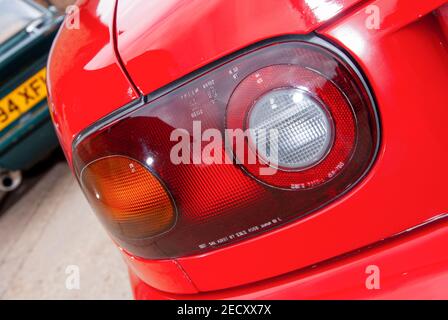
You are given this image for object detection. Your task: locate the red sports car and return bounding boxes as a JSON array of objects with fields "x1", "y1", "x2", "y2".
[{"x1": 47, "y1": 0, "x2": 448, "y2": 299}]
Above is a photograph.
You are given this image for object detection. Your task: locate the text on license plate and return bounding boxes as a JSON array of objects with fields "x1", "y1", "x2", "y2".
[{"x1": 0, "y1": 68, "x2": 47, "y2": 132}]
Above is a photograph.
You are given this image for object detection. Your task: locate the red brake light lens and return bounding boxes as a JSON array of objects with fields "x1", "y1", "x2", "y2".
[
  {"x1": 74, "y1": 39, "x2": 379, "y2": 259},
  {"x1": 227, "y1": 64, "x2": 356, "y2": 189}
]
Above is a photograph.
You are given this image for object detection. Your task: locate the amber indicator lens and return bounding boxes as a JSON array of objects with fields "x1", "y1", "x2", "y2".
[{"x1": 80, "y1": 156, "x2": 176, "y2": 240}]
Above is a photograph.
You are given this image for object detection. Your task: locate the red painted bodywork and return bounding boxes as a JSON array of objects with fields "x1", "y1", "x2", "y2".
[
  {"x1": 130, "y1": 216, "x2": 448, "y2": 299},
  {"x1": 47, "y1": 0, "x2": 139, "y2": 163},
  {"x1": 47, "y1": 0, "x2": 448, "y2": 299},
  {"x1": 115, "y1": 0, "x2": 361, "y2": 95}
]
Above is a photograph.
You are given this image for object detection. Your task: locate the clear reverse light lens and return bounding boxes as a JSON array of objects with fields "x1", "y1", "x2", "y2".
[{"x1": 248, "y1": 88, "x2": 334, "y2": 171}]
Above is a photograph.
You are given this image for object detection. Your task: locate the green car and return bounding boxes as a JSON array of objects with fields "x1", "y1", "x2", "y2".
[{"x1": 0, "y1": 0, "x2": 63, "y2": 192}]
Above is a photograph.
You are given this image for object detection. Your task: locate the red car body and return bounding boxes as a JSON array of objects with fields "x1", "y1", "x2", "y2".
[{"x1": 47, "y1": 0, "x2": 448, "y2": 299}]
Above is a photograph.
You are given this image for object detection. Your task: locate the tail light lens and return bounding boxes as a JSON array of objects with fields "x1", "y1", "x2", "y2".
[
  {"x1": 74, "y1": 39, "x2": 379, "y2": 259},
  {"x1": 246, "y1": 87, "x2": 335, "y2": 172},
  {"x1": 227, "y1": 64, "x2": 356, "y2": 189},
  {"x1": 81, "y1": 156, "x2": 176, "y2": 239}
]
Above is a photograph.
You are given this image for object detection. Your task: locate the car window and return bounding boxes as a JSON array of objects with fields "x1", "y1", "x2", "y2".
[{"x1": 0, "y1": 0, "x2": 45, "y2": 45}]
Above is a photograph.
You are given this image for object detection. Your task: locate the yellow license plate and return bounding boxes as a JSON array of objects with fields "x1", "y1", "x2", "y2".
[{"x1": 0, "y1": 68, "x2": 47, "y2": 132}]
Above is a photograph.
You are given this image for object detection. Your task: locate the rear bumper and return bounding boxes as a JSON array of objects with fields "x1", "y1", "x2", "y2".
[{"x1": 129, "y1": 215, "x2": 448, "y2": 299}]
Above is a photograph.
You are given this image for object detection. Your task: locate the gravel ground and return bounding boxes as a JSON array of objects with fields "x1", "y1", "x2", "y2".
[
  {"x1": 0, "y1": 158, "x2": 132, "y2": 300},
  {"x1": 0, "y1": 0, "x2": 132, "y2": 300}
]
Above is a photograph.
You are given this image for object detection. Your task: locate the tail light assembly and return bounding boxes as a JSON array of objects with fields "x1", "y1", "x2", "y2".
[{"x1": 74, "y1": 37, "x2": 380, "y2": 259}]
